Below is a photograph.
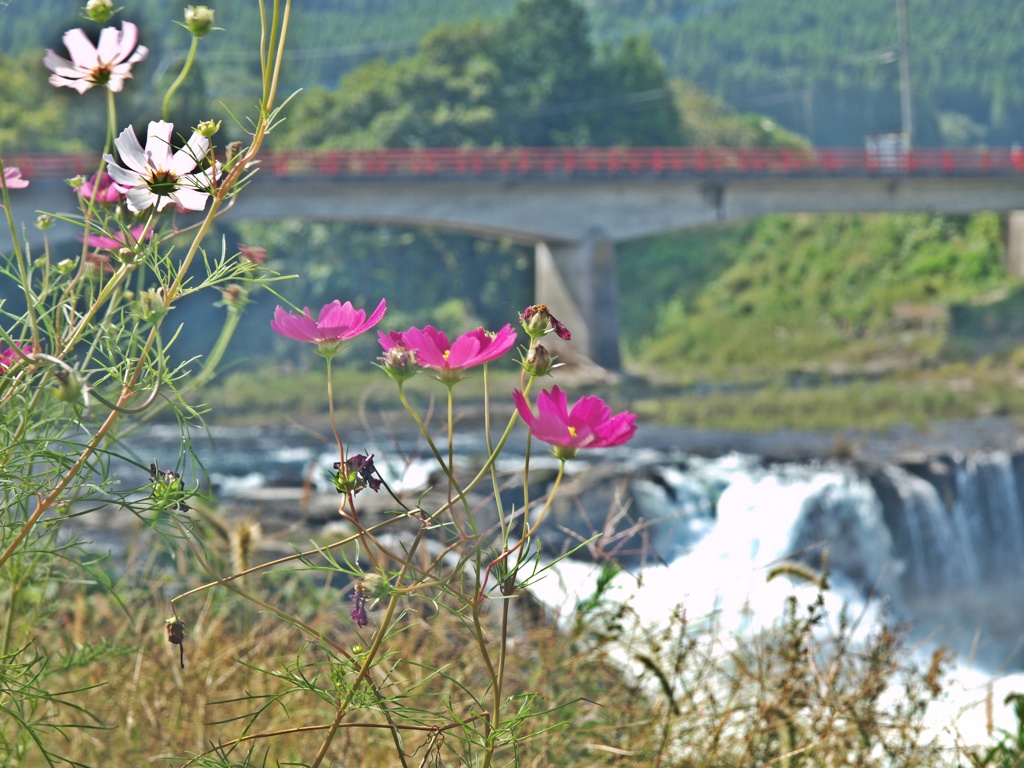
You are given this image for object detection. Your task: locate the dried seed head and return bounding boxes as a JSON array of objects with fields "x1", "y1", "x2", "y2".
[
  {"x1": 165, "y1": 616, "x2": 186, "y2": 669},
  {"x1": 231, "y1": 520, "x2": 262, "y2": 574},
  {"x1": 165, "y1": 616, "x2": 186, "y2": 645}
]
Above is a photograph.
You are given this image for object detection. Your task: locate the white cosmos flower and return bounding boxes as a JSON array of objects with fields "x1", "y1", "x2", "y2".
[
  {"x1": 44, "y1": 21, "x2": 148, "y2": 94},
  {"x1": 104, "y1": 121, "x2": 219, "y2": 213}
]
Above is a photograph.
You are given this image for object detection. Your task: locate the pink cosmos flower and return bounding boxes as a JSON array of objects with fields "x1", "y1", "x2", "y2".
[
  {"x1": 3, "y1": 168, "x2": 29, "y2": 189},
  {"x1": 513, "y1": 385, "x2": 637, "y2": 460},
  {"x1": 44, "y1": 21, "x2": 148, "y2": 94},
  {"x1": 80, "y1": 223, "x2": 151, "y2": 253},
  {"x1": 0, "y1": 343, "x2": 32, "y2": 374},
  {"x1": 78, "y1": 171, "x2": 121, "y2": 204},
  {"x1": 379, "y1": 324, "x2": 517, "y2": 383},
  {"x1": 272, "y1": 299, "x2": 387, "y2": 357},
  {"x1": 104, "y1": 121, "x2": 218, "y2": 213}
]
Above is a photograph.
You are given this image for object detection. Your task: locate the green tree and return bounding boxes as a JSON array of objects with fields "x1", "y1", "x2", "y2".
[
  {"x1": 595, "y1": 34, "x2": 685, "y2": 146},
  {"x1": 273, "y1": 0, "x2": 684, "y2": 150}
]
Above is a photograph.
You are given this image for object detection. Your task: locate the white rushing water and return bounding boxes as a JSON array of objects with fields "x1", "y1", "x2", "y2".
[{"x1": 525, "y1": 452, "x2": 1024, "y2": 754}]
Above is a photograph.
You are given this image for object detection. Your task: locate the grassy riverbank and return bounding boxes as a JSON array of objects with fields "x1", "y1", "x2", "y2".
[{"x1": 197, "y1": 353, "x2": 1024, "y2": 439}]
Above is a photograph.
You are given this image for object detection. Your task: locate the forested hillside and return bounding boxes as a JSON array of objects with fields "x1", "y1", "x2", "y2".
[
  {"x1": 586, "y1": 0, "x2": 1024, "y2": 146},
  {"x1": 2, "y1": 0, "x2": 1019, "y2": 146}
]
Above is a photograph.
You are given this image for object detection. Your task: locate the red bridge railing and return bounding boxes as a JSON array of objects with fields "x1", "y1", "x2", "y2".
[{"x1": 8, "y1": 146, "x2": 1024, "y2": 180}]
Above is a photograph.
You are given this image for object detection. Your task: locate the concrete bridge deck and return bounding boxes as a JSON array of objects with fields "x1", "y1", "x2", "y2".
[{"x1": 6, "y1": 147, "x2": 1024, "y2": 368}]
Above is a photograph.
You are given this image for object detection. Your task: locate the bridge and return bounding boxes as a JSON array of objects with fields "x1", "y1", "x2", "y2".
[{"x1": 7, "y1": 146, "x2": 1024, "y2": 368}]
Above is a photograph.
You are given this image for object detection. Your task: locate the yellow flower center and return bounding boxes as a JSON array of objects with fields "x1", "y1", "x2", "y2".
[
  {"x1": 568, "y1": 426, "x2": 577, "y2": 438},
  {"x1": 443, "y1": 350, "x2": 450, "y2": 361}
]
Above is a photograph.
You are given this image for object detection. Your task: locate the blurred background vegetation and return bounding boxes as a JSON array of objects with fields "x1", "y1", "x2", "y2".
[{"x1": 4, "y1": 0, "x2": 1024, "y2": 429}]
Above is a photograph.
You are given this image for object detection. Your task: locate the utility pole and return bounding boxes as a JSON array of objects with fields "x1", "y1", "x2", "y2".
[{"x1": 897, "y1": 0, "x2": 913, "y2": 147}]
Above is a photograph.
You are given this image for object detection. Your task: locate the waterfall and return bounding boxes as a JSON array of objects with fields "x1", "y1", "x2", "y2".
[{"x1": 538, "y1": 448, "x2": 1024, "y2": 672}]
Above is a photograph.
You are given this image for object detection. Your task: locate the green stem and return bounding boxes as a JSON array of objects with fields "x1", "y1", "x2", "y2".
[
  {"x1": 326, "y1": 354, "x2": 344, "y2": 463},
  {"x1": 105, "y1": 87, "x2": 117, "y2": 155},
  {"x1": 162, "y1": 36, "x2": 200, "y2": 121},
  {"x1": 473, "y1": 597, "x2": 500, "y2": 768},
  {"x1": 482, "y1": 364, "x2": 510, "y2": 544},
  {"x1": 395, "y1": 382, "x2": 470, "y2": 535},
  {"x1": 478, "y1": 461, "x2": 565, "y2": 602},
  {"x1": 309, "y1": 524, "x2": 426, "y2": 768}
]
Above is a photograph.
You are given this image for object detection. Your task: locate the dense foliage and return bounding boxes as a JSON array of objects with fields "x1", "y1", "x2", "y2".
[
  {"x1": 272, "y1": 0, "x2": 682, "y2": 149},
  {"x1": 3, "y1": 0, "x2": 1020, "y2": 146},
  {"x1": 588, "y1": 0, "x2": 1024, "y2": 146},
  {"x1": 623, "y1": 211, "x2": 1015, "y2": 375}
]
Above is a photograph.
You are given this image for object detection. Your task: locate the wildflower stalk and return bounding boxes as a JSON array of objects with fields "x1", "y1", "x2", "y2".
[
  {"x1": 161, "y1": 34, "x2": 200, "y2": 121},
  {"x1": 478, "y1": 461, "x2": 566, "y2": 602},
  {"x1": 158, "y1": 293, "x2": 241, "y2": 399},
  {"x1": 261, "y1": 0, "x2": 291, "y2": 117},
  {"x1": 483, "y1": 364, "x2": 509, "y2": 541},
  {"x1": 4, "y1": 178, "x2": 40, "y2": 355},
  {"x1": 105, "y1": 87, "x2": 117, "y2": 154},
  {"x1": 309, "y1": 529, "x2": 429, "y2": 768},
  {"x1": 325, "y1": 354, "x2": 345, "y2": 464},
  {"x1": 395, "y1": 381, "x2": 470, "y2": 535},
  {"x1": 1, "y1": 0, "x2": 293, "y2": 573},
  {"x1": 172, "y1": 517, "x2": 409, "y2": 768}
]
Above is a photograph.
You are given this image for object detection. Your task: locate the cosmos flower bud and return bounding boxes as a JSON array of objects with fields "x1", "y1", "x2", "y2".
[
  {"x1": 238, "y1": 244, "x2": 267, "y2": 268},
  {"x1": 137, "y1": 287, "x2": 169, "y2": 324},
  {"x1": 218, "y1": 284, "x2": 248, "y2": 310},
  {"x1": 36, "y1": 214, "x2": 54, "y2": 230},
  {"x1": 184, "y1": 5, "x2": 216, "y2": 37},
  {"x1": 149, "y1": 462, "x2": 191, "y2": 512},
  {"x1": 519, "y1": 304, "x2": 571, "y2": 341},
  {"x1": 523, "y1": 343, "x2": 554, "y2": 378},
  {"x1": 361, "y1": 573, "x2": 390, "y2": 600},
  {"x1": 195, "y1": 119, "x2": 221, "y2": 138},
  {"x1": 84, "y1": 0, "x2": 115, "y2": 23},
  {"x1": 53, "y1": 369, "x2": 85, "y2": 404},
  {"x1": 378, "y1": 340, "x2": 418, "y2": 383}
]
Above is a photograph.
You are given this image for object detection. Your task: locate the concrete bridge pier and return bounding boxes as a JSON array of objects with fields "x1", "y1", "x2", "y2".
[
  {"x1": 534, "y1": 228, "x2": 621, "y2": 370},
  {"x1": 1004, "y1": 211, "x2": 1024, "y2": 277}
]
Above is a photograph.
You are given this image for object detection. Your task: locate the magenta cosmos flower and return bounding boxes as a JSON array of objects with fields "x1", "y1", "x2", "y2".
[
  {"x1": 78, "y1": 171, "x2": 121, "y2": 204},
  {"x1": 3, "y1": 168, "x2": 29, "y2": 189},
  {"x1": 80, "y1": 223, "x2": 151, "y2": 253},
  {"x1": 513, "y1": 385, "x2": 637, "y2": 460},
  {"x1": 0, "y1": 343, "x2": 32, "y2": 374},
  {"x1": 104, "y1": 121, "x2": 218, "y2": 213},
  {"x1": 44, "y1": 21, "x2": 148, "y2": 94},
  {"x1": 272, "y1": 299, "x2": 387, "y2": 357},
  {"x1": 379, "y1": 324, "x2": 517, "y2": 384}
]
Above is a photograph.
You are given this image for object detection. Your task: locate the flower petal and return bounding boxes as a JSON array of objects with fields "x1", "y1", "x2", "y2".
[
  {"x1": 111, "y1": 126, "x2": 149, "y2": 174},
  {"x1": 169, "y1": 131, "x2": 208, "y2": 176},
  {"x1": 169, "y1": 186, "x2": 210, "y2": 212},
  {"x1": 43, "y1": 50, "x2": 79, "y2": 78},
  {"x1": 95, "y1": 25, "x2": 122, "y2": 64},
  {"x1": 62, "y1": 28, "x2": 99, "y2": 69},
  {"x1": 143, "y1": 121, "x2": 175, "y2": 170},
  {"x1": 3, "y1": 168, "x2": 29, "y2": 189},
  {"x1": 124, "y1": 185, "x2": 160, "y2": 212},
  {"x1": 402, "y1": 326, "x2": 450, "y2": 369},
  {"x1": 271, "y1": 306, "x2": 320, "y2": 342}
]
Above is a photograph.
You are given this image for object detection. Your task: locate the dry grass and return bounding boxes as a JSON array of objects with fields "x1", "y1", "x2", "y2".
[{"x1": 8, "y1": 527, "x2": 991, "y2": 768}]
